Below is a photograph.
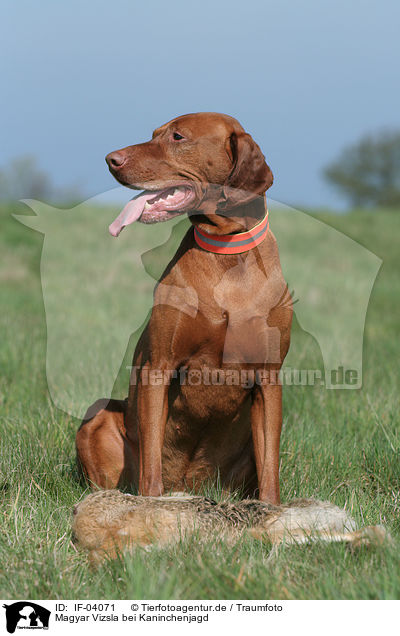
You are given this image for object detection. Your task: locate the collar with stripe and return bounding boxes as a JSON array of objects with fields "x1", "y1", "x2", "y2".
[{"x1": 193, "y1": 211, "x2": 269, "y2": 254}]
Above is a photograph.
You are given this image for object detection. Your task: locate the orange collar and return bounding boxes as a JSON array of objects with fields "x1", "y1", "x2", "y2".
[{"x1": 194, "y1": 211, "x2": 269, "y2": 254}]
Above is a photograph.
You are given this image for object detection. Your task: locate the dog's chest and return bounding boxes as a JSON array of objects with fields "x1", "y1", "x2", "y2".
[{"x1": 151, "y1": 243, "x2": 288, "y2": 366}]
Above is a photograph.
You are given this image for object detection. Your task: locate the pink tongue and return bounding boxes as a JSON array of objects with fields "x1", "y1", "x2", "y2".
[{"x1": 109, "y1": 190, "x2": 161, "y2": 237}]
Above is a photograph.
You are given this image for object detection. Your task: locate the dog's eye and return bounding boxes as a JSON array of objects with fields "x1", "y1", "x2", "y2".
[{"x1": 172, "y1": 132, "x2": 184, "y2": 141}]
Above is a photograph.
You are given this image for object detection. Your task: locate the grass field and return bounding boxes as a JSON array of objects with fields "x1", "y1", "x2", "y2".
[{"x1": 1, "y1": 202, "x2": 399, "y2": 600}]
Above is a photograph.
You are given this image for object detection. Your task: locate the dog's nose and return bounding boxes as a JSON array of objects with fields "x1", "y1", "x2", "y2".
[{"x1": 106, "y1": 151, "x2": 127, "y2": 170}]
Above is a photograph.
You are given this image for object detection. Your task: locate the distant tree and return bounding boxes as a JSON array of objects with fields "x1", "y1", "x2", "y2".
[
  {"x1": 323, "y1": 130, "x2": 400, "y2": 208},
  {"x1": 0, "y1": 156, "x2": 52, "y2": 201},
  {"x1": 0, "y1": 155, "x2": 83, "y2": 203}
]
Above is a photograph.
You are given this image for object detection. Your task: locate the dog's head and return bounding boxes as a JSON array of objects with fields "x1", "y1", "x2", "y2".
[{"x1": 106, "y1": 112, "x2": 273, "y2": 236}]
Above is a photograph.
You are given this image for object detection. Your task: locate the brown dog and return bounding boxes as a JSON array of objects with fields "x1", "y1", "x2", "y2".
[{"x1": 76, "y1": 112, "x2": 292, "y2": 503}]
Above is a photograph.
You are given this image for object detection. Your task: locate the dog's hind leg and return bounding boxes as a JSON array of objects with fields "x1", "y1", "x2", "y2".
[{"x1": 76, "y1": 398, "x2": 139, "y2": 490}]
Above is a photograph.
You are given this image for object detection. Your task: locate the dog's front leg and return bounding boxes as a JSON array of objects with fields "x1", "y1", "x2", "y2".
[
  {"x1": 250, "y1": 380, "x2": 282, "y2": 504},
  {"x1": 136, "y1": 366, "x2": 169, "y2": 496}
]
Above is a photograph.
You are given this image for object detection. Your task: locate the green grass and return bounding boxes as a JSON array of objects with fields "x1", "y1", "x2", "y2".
[{"x1": 1, "y1": 202, "x2": 399, "y2": 599}]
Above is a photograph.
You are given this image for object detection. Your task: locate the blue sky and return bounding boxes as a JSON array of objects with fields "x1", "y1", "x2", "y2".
[{"x1": 1, "y1": 0, "x2": 399, "y2": 208}]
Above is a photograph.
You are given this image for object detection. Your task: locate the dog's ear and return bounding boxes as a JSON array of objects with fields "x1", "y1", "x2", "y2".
[{"x1": 220, "y1": 132, "x2": 273, "y2": 209}]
